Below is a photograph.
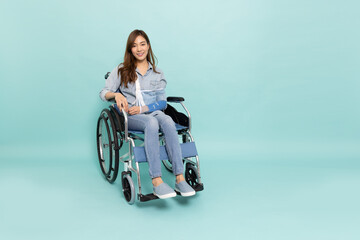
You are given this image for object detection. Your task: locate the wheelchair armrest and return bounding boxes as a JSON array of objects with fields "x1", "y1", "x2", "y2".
[
  {"x1": 167, "y1": 96, "x2": 185, "y2": 103},
  {"x1": 166, "y1": 96, "x2": 192, "y2": 132}
]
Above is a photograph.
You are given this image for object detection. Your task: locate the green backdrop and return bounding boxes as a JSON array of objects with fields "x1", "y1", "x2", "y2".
[
  {"x1": 1, "y1": 0, "x2": 359, "y2": 161},
  {"x1": 1, "y1": 0, "x2": 360, "y2": 160},
  {"x1": 1, "y1": 0, "x2": 360, "y2": 239}
]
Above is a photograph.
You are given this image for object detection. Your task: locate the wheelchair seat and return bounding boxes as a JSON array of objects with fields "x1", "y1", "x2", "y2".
[{"x1": 128, "y1": 123, "x2": 188, "y2": 135}]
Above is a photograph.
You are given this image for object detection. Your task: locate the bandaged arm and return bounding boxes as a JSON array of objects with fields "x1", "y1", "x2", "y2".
[
  {"x1": 141, "y1": 74, "x2": 167, "y2": 113},
  {"x1": 142, "y1": 100, "x2": 167, "y2": 113}
]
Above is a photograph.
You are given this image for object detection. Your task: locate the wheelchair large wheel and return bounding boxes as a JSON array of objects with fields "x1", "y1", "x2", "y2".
[
  {"x1": 121, "y1": 172, "x2": 135, "y2": 205},
  {"x1": 96, "y1": 114, "x2": 112, "y2": 176},
  {"x1": 185, "y1": 162, "x2": 200, "y2": 189},
  {"x1": 96, "y1": 108, "x2": 121, "y2": 183}
]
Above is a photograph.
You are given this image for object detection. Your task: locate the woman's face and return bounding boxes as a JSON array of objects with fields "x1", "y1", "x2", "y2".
[{"x1": 131, "y1": 35, "x2": 149, "y2": 62}]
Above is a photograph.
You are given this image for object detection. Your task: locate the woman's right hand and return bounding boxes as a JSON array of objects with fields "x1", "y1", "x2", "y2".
[{"x1": 114, "y1": 93, "x2": 128, "y2": 112}]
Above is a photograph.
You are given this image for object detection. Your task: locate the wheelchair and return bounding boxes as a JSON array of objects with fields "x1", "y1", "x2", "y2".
[{"x1": 96, "y1": 73, "x2": 204, "y2": 204}]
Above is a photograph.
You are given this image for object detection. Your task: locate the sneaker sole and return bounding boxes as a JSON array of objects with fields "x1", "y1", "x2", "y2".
[
  {"x1": 175, "y1": 188, "x2": 196, "y2": 197},
  {"x1": 153, "y1": 191, "x2": 176, "y2": 199}
]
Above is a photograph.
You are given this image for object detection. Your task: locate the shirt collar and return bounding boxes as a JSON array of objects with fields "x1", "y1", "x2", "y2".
[{"x1": 135, "y1": 62, "x2": 152, "y2": 75}]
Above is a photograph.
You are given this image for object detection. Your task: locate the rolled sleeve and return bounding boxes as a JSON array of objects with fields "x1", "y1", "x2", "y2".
[
  {"x1": 99, "y1": 66, "x2": 121, "y2": 101},
  {"x1": 156, "y1": 71, "x2": 167, "y2": 102}
]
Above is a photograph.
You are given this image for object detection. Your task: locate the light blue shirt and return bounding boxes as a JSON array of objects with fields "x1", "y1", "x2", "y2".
[{"x1": 99, "y1": 63, "x2": 167, "y2": 107}]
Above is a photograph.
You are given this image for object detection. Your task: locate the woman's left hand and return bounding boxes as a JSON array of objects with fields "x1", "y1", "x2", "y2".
[{"x1": 128, "y1": 106, "x2": 141, "y2": 115}]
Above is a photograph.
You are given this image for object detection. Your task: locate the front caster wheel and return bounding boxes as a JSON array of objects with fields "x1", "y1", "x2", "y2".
[
  {"x1": 185, "y1": 163, "x2": 200, "y2": 189},
  {"x1": 122, "y1": 172, "x2": 135, "y2": 205}
]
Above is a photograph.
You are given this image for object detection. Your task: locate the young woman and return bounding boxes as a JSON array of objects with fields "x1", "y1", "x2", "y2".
[{"x1": 99, "y1": 29, "x2": 195, "y2": 199}]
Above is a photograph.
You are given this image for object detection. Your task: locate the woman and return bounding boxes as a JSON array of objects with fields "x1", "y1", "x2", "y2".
[{"x1": 99, "y1": 29, "x2": 195, "y2": 199}]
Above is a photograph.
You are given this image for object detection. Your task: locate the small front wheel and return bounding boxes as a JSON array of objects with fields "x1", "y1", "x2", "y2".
[
  {"x1": 185, "y1": 163, "x2": 200, "y2": 189},
  {"x1": 122, "y1": 173, "x2": 135, "y2": 205}
]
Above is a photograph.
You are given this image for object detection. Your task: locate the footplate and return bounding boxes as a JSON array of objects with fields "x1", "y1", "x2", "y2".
[{"x1": 138, "y1": 193, "x2": 159, "y2": 202}]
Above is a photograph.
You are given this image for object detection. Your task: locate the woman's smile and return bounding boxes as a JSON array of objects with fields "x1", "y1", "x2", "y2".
[{"x1": 131, "y1": 35, "x2": 149, "y2": 62}]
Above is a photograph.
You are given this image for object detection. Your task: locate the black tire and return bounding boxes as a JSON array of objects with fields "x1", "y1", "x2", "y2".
[
  {"x1": 185, "y1": 162, "x2": 200, "y2": 189},
  {"x1": 96, "y1": 108, "x2": 121, "y2": 183},
  {"x1": 96, "y1": 114, "x2": 113, "y2": 177},
  {"x1": 122, "y1": 173, "x2": 135, "y2": 205}
]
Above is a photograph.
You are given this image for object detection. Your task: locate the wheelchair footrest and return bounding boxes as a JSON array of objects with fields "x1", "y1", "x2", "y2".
[
  {"x1": 138, "y1": 183, "x2": 204, "y2": 202},
  {"x1": 194, "y1": 183, "x2": 204, "y2": 192},
  {"x1": 138, "y1": 193, "x2": 159, "y2": 202}
]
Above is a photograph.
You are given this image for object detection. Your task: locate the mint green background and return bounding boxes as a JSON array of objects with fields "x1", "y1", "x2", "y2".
[{"x1": 1, "y1": 0, "x2": 360, "y2": 239}]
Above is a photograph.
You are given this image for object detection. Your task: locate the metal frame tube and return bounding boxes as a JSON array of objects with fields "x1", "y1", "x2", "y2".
[
  {"x1": 119, "y1": 108, "x2": 143, "y2": 198},
  {"x1": 135, "y1": 162, "x2": 142, "y2": 195},
  {"x1": 185, "y1": 131, "x2": 202, "y2": 184},
  {"x1": 121, "y1": 109, "x2": 129, "y2": 142},
  {"x1": 127, "y1": 137, "x2": 142, "y2": 196},
  {"x1": 180, "y1": 102, "x2": 191, "y2": 132}
]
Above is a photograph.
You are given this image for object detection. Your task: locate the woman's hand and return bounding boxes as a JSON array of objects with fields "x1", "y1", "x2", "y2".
[
  {"x1": 128, "y1": 105, "x2": 149, "y2": 115},
  {"x1": 128, "y1": 106, "x2": 141, "y2": 115},
  {"x1": 114, "y1": 93, "x2": 128, "y2": 112}
]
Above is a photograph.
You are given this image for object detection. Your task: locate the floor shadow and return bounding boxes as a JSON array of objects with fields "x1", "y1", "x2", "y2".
[
  {"x1": 134, "y1": 198, "x2": 170, "y2": 209},
  {"x1": 172, "y1": 194, "x2": 199, "y2": 206}
]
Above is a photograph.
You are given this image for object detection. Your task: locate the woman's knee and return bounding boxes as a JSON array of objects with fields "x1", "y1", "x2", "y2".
[
  {"x1": 145, "y1": 117, "x2": 159, "y2": 132},
  {"x1": 165, "y1": 115, "x2": 175, "y2": 126},
  {"x1": 161, "y1": 115, "x2": 176, "y2": 130}
]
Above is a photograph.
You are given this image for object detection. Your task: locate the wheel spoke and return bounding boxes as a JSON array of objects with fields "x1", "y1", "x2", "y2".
[{"x1": 185, "y1": 164, "x2": 199, "y2": 187}]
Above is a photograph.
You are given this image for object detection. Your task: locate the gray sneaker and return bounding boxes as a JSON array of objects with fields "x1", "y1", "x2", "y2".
[
  {"x1": 175, "y1": 181, "x2": 196, "y2": 197},
  {"x1": 153, "y1": 183, "x2": 176, "y2": 199}
]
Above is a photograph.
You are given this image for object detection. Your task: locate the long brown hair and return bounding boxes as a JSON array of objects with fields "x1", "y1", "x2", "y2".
[{"x1": 118, "y1": 29, "x2": 158, "y2": 88}]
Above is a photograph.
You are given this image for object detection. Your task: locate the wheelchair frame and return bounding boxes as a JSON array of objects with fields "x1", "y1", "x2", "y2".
[{"x1": 96, "y1": 96, "x2": 204, "y2": 204}]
